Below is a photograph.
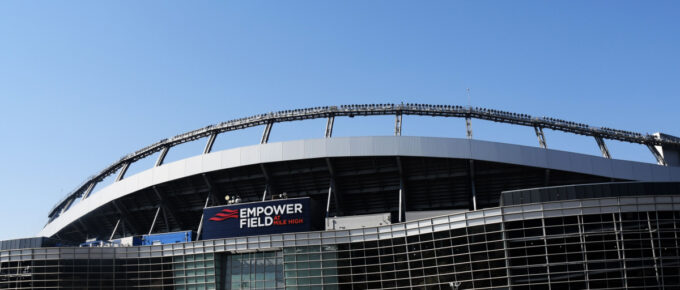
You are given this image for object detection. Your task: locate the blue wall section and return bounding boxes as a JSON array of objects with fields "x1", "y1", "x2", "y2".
[{"x1": 142, "y1": 231, "x2": 192, "y2": 245}]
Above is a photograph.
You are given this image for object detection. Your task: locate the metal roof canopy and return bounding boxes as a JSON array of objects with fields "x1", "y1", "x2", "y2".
[{"x1": 49, "y1": 103, "x2": 680, "y2": 218}]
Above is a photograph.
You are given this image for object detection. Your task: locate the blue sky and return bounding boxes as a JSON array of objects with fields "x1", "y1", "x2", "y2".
[{"x1": 0, "y1": 1, "x2": 679, "y2": 240}]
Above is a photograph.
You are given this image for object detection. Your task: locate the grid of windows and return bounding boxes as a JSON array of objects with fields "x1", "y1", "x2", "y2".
[
  {"x1": 2, "y1": 206, "x2": 680, "y2": 289},
  {"x1": 224, "y1": 251, "x2": 284, "y2": 289},
  {"x1": 0, "y1": 254, "x2": 218, "y2": 289}
]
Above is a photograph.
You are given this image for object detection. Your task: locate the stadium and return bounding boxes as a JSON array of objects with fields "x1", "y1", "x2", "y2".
[{"x1": 3, "y1": 103, "x2": 680, "y2": 289}]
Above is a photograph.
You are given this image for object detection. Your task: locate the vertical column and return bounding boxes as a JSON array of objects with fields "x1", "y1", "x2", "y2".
[
  {"x1": 325, "y1": 179, "x2": 335, "y2": 218},
  {"x1": 81, "y1": 181, "x2": 97, "y2": 199},
  {"x1": 261, "y1": 121, "x2": 274, "y2": 144},
  {"x1": 534, "y1": 126, "x2": 547, "y2": 149},
  {"x1": 468, "y1": 160, "x2": 477, "y2": 211},
  {"x1": 577, "y1": 215, "x2": 590, "y2": 287},
  {"x1": 155, "y1": 146, "x2": 170, "y2": 167},
  {"x1": 196, "y1": 195, "x2": 211, "y2": 241},
  {"x1": 109, "y1": 219, "x2": 121, "y2": 240},
  {"x1": 60, "y1": 197, "x2": 76, "y2": 214},
  {"x1": 398, "y1": 181, "x2": 405, "y2": 223},
  {"x1": 647, "y1": 212, "x2": 661, "y2": 284},
  {"x1": 594, "y1": 136, "x2": 611, "y2": 159},
  {"x1": 396, "y1": 157, "x2": 406, "y2": 222},
  {"x1": 613, "y1": 212, "x2": 628, "y2": 288},
  {"x1": 395, "y1": 113, "x2": 402, "y2": 136},
  {"x1": 204, "y1": 133, "x2": 218, "y2": 154},
  {"x1": 325, "y1": 115, "x2": 335, "y2": 138},
  {"x1": 115, "y1": 162, "x2": 131, "y2": 182},
  {"x1": 466, "y1": 117, "x2": 473, "y2": 139},
  {"x1": 148, "y1": 207, "x2": 162, "y2": 235},
  {"x1": 647, "y1": 144, "x2": 667, "y2": 166}
]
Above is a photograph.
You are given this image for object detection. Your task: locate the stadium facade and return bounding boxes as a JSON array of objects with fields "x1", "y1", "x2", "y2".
[{"x1": 3, "y1": 104, "x2": 680, "y2": 289}]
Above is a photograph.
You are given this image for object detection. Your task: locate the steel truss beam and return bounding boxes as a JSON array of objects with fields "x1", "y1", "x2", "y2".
[
  {"x1": 325, "y1": 115, "x2": 334, "y2": 138},
  {"x1": 261, "y1": 121, "x2": 273, "y2": 144},
  {"x1": 204, "y1": 133, "x2": 217, "y2": 154},
  {"x1": 594, "y1": 136, "x2": 611, "y2": 159},
  {"x1": 534, "y1": 126, "x2": 547, "y2": 149},
  {"x1": 647, "y1": 144, "x2": 667, "y2": 166},
  {"x1": 155, "y1": 146, "x2": 169, "y2": 167},
  {"x1": 395, "y1": 113, "x2": 402, "y2": 136},
  {"x1": 50, "y1": 103, "x2": 680, "y2": 218}
]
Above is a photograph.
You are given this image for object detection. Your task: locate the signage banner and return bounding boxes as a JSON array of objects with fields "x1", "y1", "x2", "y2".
[{"x1": 201, "y1": 197, "x2": 318, "y2": 240}]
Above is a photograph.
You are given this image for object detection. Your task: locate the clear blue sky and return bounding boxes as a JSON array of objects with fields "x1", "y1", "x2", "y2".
[{"x1": 1, "y1": 1, "x2": 679, "y2": 240}]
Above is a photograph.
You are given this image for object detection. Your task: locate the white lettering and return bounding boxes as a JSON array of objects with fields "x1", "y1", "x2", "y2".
[{"x1": 294, "y1": 203, "x2": 302, "y2": 213}]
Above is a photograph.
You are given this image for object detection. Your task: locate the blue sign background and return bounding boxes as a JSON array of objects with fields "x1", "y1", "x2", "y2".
[{"x1": 201, "y1": 198, "x2": 314, "y2": 240}]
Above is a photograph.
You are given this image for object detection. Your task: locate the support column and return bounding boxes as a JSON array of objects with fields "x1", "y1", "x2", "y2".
[
  {"x1": 261, "y1": 185, "x2": 269, "y2": 202},
  {"x1": 261, "y1": 121, "x2": 273, "y2": 144},
  {"x1": 81, "y1": 181, "x2": 97, "y2": 200},
  {"x1": 468, "y1": 160, "x2": 477, "y2": 210},
  {"x1": 396, "y1": 157, "x2": 406, "y2": 222},
  {"x1": 534, "y1": 126, "x2": 547, "y2": 149},
  {"x1": 196, "y1": 195, "x2": 211, "y2": 241},
  {"x1": 325, "y1": 179, "x2": 335, "y2": 218},
  {"x1": 148, "y1": 207, "x2": 161, "y2": 235},
  {"x1": 647, "y1": 212, "x2": 661, "y2": 284},
  {"x1": 594, "y1": 136, "x2": 611, "y2": 159},
  {"x1": 325, "y1": 115, "x2": 335, "y2": 138},
  {"x1": 326, "y1": 158, "x2": 341, "y2": 216},
  {"x1": 395, "y1": 113, "x2": 402, "y2": 136},
  {"x1": 652, "y1": 133, "x2": 680, "y2": 166},
  {"x1": 204, "y1": 133, "x2": 217, "y2": 154},
  {"x1": 466, "y1": 117, "x2": 473, "y2": 139},
  {"x1": 647, "y1": 144, "x2": 667, "y2": 166},
  {"x1": 398, "y1": 180, "x2": 405, "y2": 223},
  {"x1": 109, "y1": 219, "x2": 121, "y2": 240},
  {"x1": 60, "y1": 197, "x2": 75, "y2": 214},
  {"x1": 115, "y1": 162, "x2": 130, "y2": 182},
  {"x1": 155, "y1": 146, "x2": 169, "y2": 167},
  {"x1": 260, "y1": 164, "x2": 273, "y2": 201}
]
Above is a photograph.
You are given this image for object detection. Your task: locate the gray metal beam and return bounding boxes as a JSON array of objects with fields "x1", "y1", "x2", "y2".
[
  {"x1": 204, "y1": 133, "x2": 217, "y2": 154},
  {"x1": 59, "y1": 197, "x2": 75, "y2": 214},
  {"x1": 395, "y1": 113, "x2": 402, "y2": 136},
  {"x1": 155, "y1": 146, "x2": 169, "y2": 167},
  {"x1": 261, "y1": 122, "x2": 273, "y2": 144},
  {"x1": 534, "y1": 126, "x2": 547, "y2": 149},
  {"x1": 115, "y1": 162, "x2": 130, "y2": 182},
  {"x1": 148, "y1": 207, "x2": 161, "y2": 235},
  {"x1": 325, "y1": 179, "x2": 335, "y2": 218},
  {"x1": 468, "y1": 160, "x2": 477, "y2": 211},
  {"x1": 109, "y1": 219, "x2": 121, "y2": 240},
  {"x1": 396, "y1": 157, "x2": 406, "y2": 222},
  {"x1": 647, "y1": 144, "x2": 667, "y2": 166},
  {"x1": 594, "y1": 136, "x2": 611, "y2": 159},
  {"x1": 326, "y1": 158, "x2": 341, "y2": 216},
  {"x1": 195, "y1": 195, "x2": 211, "y2": 240},
  {"x1": 81, "y1": 181, "x2": 97, "y2": 200},
  {"x1": 466, "y1": 117, "x2": 473, "y2": 139},
  {"x1": 260, "y1": 164, "x2": 273, "y2": 201},
  {"x1": 325, "y1": 115, "x2": 335, "y2": 138}
]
